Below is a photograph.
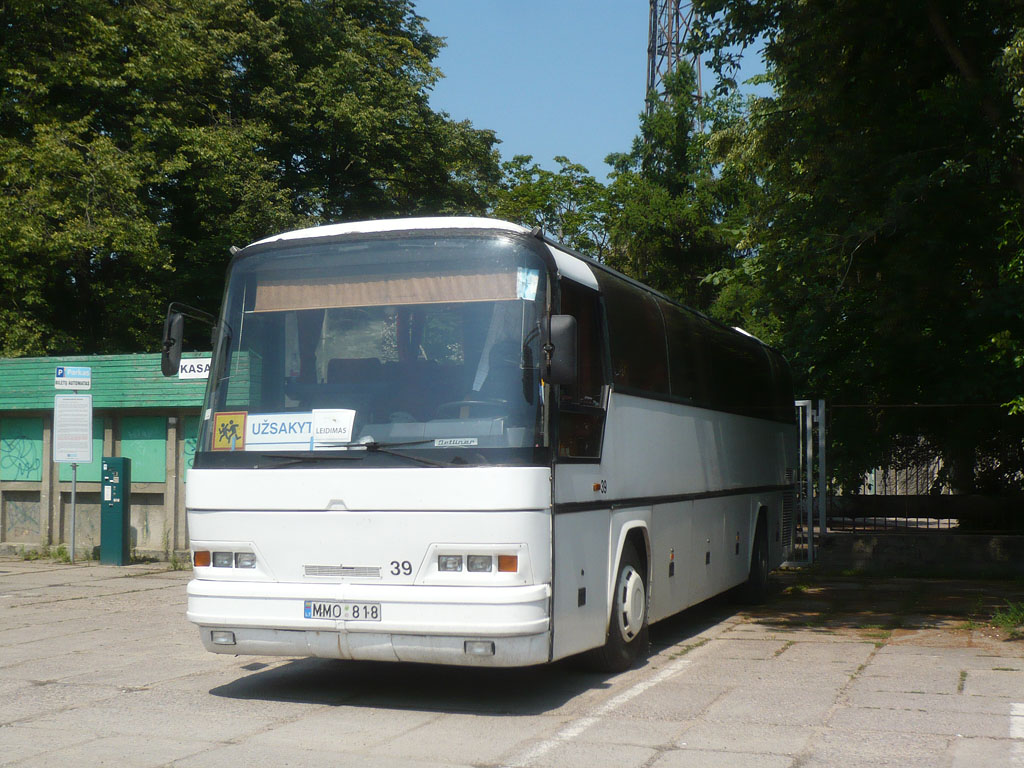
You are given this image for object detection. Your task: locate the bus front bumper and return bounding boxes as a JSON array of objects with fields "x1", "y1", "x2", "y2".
[{"x1": 186, "y1": 578, "x2": 552, "y2": 667}]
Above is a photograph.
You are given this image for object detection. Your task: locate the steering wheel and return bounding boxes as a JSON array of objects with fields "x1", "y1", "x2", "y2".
[{"x1": 434, "y1": 399, "x2": 509, "y2": 419}]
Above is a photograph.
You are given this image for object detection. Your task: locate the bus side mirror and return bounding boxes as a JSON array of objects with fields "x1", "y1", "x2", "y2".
[
  {"x1": 546, "y1": 314, "x2": 578, "y2": 386},
  {"x1": 161, "y1": 311, "x2": 184, "y2": 377}
]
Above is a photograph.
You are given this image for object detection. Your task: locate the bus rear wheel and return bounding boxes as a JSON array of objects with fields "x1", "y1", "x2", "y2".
[
  {"x1": 588, "y1": 542, "x2": 649, "y2": 673},
  {"x1": 738, "y1": 517, "x2": 770, "y2": 604}
]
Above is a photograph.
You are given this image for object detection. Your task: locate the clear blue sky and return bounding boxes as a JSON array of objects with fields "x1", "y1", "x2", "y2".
[
  {"x1": 413, "y1": 1, "x2": 765, "y2": 180},
  {"x1": 413, "y1": 0, "x2": 652, "y2": 179}
]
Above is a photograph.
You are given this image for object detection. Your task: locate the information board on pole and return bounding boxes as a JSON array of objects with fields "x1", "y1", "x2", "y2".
[{"x1": 54, "y1": 394, "x2": 94, "y2": 464}]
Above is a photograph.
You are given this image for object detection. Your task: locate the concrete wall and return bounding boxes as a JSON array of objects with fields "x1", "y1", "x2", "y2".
[
  {"x1": 830, "y1": 495, "x2": 1023, "y2": 531},
  {"x1": 817, "y1": 532, "x2": 1024, "y2": 578},
  {"x1": 0, "y1": 410, "x2": 196, "y2": 560}
]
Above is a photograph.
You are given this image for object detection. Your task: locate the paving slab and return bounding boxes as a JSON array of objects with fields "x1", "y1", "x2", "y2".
[
  {"x1": 586, "y1": 715, "x2": 691, "y2": 748},
  {"x1": 949, "y1": 736, "x2": 1024, "y2": 768},
  {"x1": 523, "y1": 739, "x2": 657, "y2": 768},
  {"x1": 674, "y1": 721, "x2": 813, "y2": 755},
  {"x1": 651, "y1": 748, "x2": 793, "y2": 768},
  {"x1": 2, "y1": 559, "x2": 1024, "y2": 768},
  {"x1": 962, "y1": 667, "x2": 1024, "y2": 697}
]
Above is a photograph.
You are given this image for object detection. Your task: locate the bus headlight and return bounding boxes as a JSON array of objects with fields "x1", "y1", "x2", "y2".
[
  {"x1": 467, "y1": 555, "x2": 492, "y2": 572},
  {"x1": 438, "y1": 555, "x2": 463, "y2": 572},
  {"x1": 235, "y1": 552, "x2": 257, "y2": 569},
  {"x1": 212, "y1": 551, "x2": 234, "y2": 568},
  {"x1": 193, "y1": 548, "x2": 257, "y2": 570}
]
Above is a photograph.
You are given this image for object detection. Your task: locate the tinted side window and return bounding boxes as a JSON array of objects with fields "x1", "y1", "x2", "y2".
[
  {"x1": 557, "y1": 279, "x2": 606, "y2": 459},
  {"x1": 595, "y1": 272, "x2": 669, "y2": 396},
  {"x1": 660, "y1": 300, "x2": 707, "y2": 403},
  {"x1": 559, "y1": 279, "x2": 604, "y2": 406},
  {"x1": 767, "y1": 348, "x2": 796, "y2": 422},
  {"x1": 696, "y1": 317, "x2": 776, "y2": 418}
]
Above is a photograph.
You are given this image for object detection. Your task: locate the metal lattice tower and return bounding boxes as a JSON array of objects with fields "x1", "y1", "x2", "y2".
[{"x1": 646, "y1": 0, "x2": 702, "y2": 117}]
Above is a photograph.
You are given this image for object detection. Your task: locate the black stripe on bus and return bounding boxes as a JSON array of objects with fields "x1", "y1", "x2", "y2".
[{"x1": 552, "y1": 484, "x2": 792, "y2": 515}]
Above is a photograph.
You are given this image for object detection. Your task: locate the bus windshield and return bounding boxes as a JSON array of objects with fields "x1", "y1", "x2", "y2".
[{"x1": 196, "y1": 233, "x2": 549, "y2": 467}]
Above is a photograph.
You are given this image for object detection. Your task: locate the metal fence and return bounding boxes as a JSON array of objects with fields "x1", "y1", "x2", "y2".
[{"x1": 792, "y1": 401, "x2": 1024, "y2": 538}]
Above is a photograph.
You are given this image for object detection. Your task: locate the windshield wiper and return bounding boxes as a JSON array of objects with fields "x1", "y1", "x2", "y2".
[
  {"x1": 258, "y1": 452, "x2": 367, "y2": 468},
  {"x1": 358, "y1": 440, "x2": 452, "y2": 467},
  {"x1": 259, "y1": 439, "x2": 474, "y2": 468},
  {"x1": 269, "y1": 439, "x2": 453, "y2": 468}
]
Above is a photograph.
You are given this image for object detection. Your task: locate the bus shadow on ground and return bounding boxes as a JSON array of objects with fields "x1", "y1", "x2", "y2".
[{"x1": 209, "y1": 596, "x2": 735, "y2": 714}]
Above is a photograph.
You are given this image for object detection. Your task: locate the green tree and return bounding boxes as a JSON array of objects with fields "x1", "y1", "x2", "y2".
[
  {"x1": 491, "y1": 155, "x2": 610, "y2": 259},
  {"x1": 0, "y1": 0, "x2": 500, "y2": 356},
  {"x1": 694, "y1": 0, "x2": 1024, "y2": 491},
  {"x1": 604, "y1": 65, "x2": 747, "y2": 311}
]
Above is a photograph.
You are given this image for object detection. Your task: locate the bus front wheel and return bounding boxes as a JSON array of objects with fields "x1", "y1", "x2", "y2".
[{"x1": 588, "y1": 542, "x2": 649, "y2": 672}]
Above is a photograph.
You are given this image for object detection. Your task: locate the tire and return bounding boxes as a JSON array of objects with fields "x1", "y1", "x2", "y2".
[
  {"x1": 738, "y1": 517, "x2": 770, "y2": 604},
  {"x1": 588, "y1": 542, "x2": 649, "y2": 672}
]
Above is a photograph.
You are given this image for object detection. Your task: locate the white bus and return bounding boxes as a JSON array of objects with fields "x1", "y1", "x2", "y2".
[{"x1": 162, "y1": 217, "x2": 796, "y2": 671}]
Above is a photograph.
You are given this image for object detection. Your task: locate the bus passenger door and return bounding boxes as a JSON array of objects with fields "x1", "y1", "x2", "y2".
[{"x1": 551, "y1": 277, "x2": 612, "y2": 661}]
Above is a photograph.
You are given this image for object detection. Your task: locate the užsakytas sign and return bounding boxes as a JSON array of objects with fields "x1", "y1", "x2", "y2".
[{"x1": 208, "y1": 410, "x2": 362, "y2": 451}]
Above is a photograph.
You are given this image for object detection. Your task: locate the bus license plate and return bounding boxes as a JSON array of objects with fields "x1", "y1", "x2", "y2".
[{"x1": 303, "y1": 600, "x2": 381, "y2": 621}]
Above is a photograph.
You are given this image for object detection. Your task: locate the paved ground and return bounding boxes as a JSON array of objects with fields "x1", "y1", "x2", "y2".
[{"x1": 1, "y1": 557, "x2": 1022, "y2": 767}]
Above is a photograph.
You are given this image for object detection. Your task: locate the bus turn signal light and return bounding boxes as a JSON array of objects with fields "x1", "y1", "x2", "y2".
[
  {"x1": 497, "y1": 555, "x2": 518, "y2": 573},
  {"x1": 193, "y1": 550, "x2": 211, "y2": 567}
]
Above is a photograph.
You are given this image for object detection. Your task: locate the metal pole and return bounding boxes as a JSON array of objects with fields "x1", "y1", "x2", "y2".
[
  {"x1": 804, "y1": 402, "x2": 815, "y2": 564},
  {"x1": 70, "y1": 462, "x2": 77, "y2": 564},
  {"x1": 817, "y1": 399, "x2": 827, "y2": 537},
  {"x1": 794, "y1": 400, "x2": 813, "y2": 564}
]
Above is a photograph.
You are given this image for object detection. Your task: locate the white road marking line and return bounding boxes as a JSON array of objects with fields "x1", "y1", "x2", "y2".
[
  {"x1": 1011, "y1": 703, "x2": 1024, "y2": 766},
  {"x1": 503, "y1": 657, "x2": 693, "y2": 768}
]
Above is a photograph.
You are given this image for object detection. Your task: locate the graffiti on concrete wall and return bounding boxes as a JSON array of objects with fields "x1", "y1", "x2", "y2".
[
  {"x1": 182, "y1": 436, "x2": 196, "y2": 481},
  {"x1": 1, "y1": 434, "x2": 42, "y2": 481},
  {"x1": 3, "y1": 492, "x2": 41, "y2": 542}
]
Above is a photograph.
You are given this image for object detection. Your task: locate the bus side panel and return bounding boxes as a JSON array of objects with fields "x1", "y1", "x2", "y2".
[
  {"x1": 555, "y1": 394, "x2": 793, "y2": 628},
  {"x1": 597, "y1": 395, "x2": 790, "y2": 504},
  {"x1": 648, "y1": 501, "x2": 692, "y2": 623},
  {"x1": 550, "y1": 507, "x2": 612, "y2": 661},
  {"x1": 682, "y1": 495, "x2": 749, "y2": 609}
]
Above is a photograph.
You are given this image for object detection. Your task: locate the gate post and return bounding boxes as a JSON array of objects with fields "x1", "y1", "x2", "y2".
[{"x1": 817, "y1": 399, "x2": 827, "y2": 539}]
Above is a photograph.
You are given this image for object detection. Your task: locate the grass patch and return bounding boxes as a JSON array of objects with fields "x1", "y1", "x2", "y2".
[
  {"x1": 958, "y1": 670, "x2": 967, "y2": 693},
  {"x1": 991, "y1": 602, "x2": 1024, "y2": 639},
  {"x1": 169, "y1": 552, "x2": 191, "y2": 571},
  {"x1": 773, "y1": 640, "x2": 796, "y2": 657},
  {"x1": 861, "y1": 629, "x2": 892, "y2": 641},
  {"x1": 673, "y1": 638, "x2": 710, "y2": 657}
]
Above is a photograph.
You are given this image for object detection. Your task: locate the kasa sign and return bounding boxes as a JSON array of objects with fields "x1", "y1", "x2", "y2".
[{"x1": 178, "y1": 358, "x2": 211, "y2": 380}]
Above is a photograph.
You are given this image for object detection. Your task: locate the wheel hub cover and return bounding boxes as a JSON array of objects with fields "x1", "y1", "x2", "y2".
[{"x1": 617, "y1": 565, "x2": 646, "y2": 641}]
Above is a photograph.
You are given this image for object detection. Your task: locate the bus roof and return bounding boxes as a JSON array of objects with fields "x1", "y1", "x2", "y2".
[
  {"x1": 244, "y1": 216, "x2": 776, "y2": 354},
  {"x1": 248, "y1": 216, "x2": 531, "y2": 249}
]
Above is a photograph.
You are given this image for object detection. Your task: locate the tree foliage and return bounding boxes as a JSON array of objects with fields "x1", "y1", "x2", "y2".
[
  {"x1": 604, "y1": 65, "x2": 746, "y2": 311},
  {"x1": 694, "y1": 0, "x2": 1024, "y2": 491},
  {"x1": 492, "y1": 65, "x2": 748, "y2": 315},
  {"x1": 0, "y1": 0, "x2": 500, "y2": 356},
  {"x1": 491, "y1": 155, "x2": 610, "y2": 259}
]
